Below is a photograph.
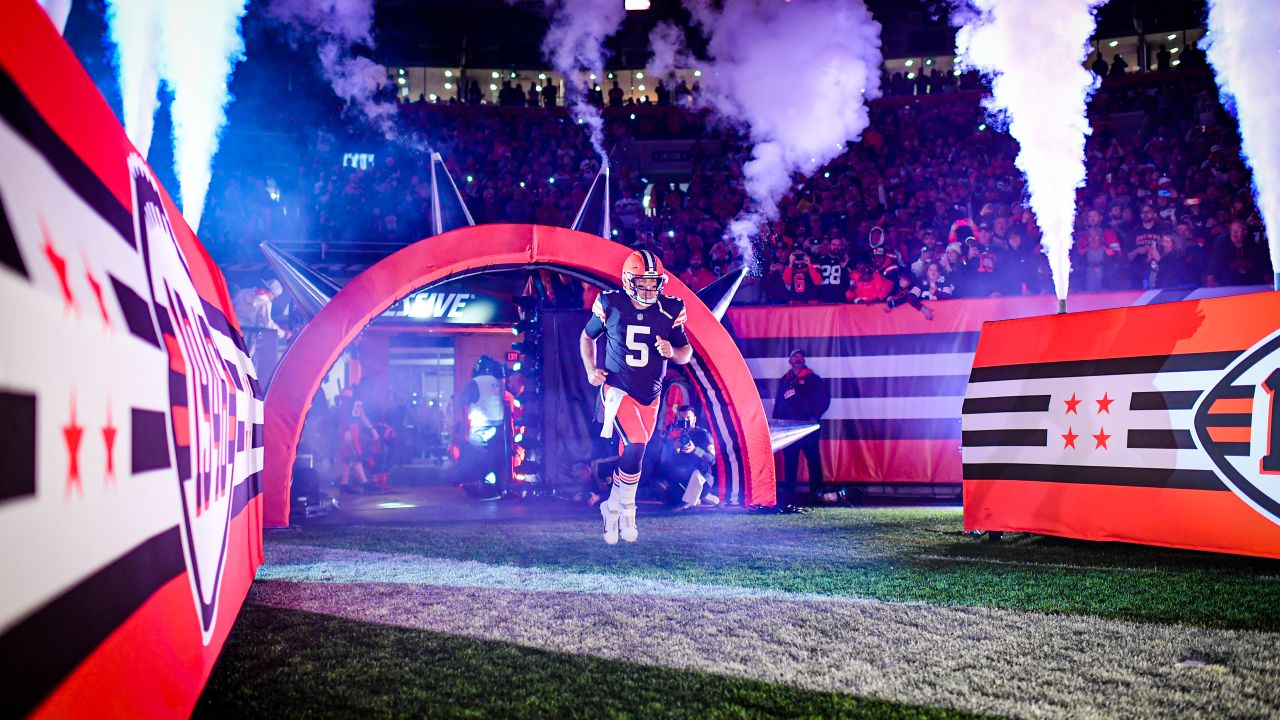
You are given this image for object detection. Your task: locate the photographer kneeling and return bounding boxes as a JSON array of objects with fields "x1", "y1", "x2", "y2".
[{"x1": 655, "y1": 406, "x2": 719, "y2": 510}]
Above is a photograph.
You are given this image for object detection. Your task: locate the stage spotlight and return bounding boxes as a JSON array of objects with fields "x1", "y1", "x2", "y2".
[
  {"x1": 515, "y1": 433, "x2": 523, "y2": 443},
  {"x1": 513, "y1": 362, "x2": 522, "y2": 373},
  {"x1": 549, "y1": 177, "x2": 556, "y2": 184},
  {"x1": 823, "y1": 172, "x2": 830, "y2": 178},
  {"x1": 466, "y1": 175, "x2": 474, "y2": 183},
  {"x1": 612, "y1": 229, "x2": 619, "y2": 236},
  {"x1": 520, "y1": 181, "x2": 526, "y2": 188}
]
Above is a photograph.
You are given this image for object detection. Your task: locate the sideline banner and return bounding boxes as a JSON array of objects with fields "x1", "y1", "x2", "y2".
[
  {"x1": 729, "y1": 286, "x2": 1265, "y2": 487},
  {"x1": 963, "y1": 291, "x2": 1280, "y2": 558},
  {"x1": 0, "y1": 2, "x2": 264, "y2": 716}
]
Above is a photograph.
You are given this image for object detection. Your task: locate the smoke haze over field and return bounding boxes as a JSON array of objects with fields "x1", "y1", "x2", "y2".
[
  {"x1": 952, "y1": 0, "x2": 1105, "y2": 302},
  {"x1": 1204, "y1": 0, "x2": 1280, "y2": 287}
]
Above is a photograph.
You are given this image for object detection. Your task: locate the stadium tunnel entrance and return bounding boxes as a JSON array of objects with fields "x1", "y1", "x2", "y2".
[{"x1": 262, "y1": 224, "x2": 775, "y2": 526}]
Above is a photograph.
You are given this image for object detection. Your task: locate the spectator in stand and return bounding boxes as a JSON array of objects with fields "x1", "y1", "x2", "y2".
[
  {"x1": 1091, "y1": 53, "x2": 1108, "y2": 78},
  {"x1": 773, "y1": 350, "x2": 830, "y2": 506},
  {"x1": 233, "y1": 279, "x2": 288, "y2": 357},
  {"x1": 1110, "y1": 53, "x2": 1128, "y2": 76},
  {"x1": 885, "y1": 271, "x2": 935, "y2": 320},
  {"x1": 1128, "y1": 204, "x2": 1169, "y2": 288},
  {"x1": 608, "y1": 80, "x2": 624, "y2": 107},
  {"x1": 1156, "y1": 45, "x2": 1172, "y2": 72},
  {"x1": 918, "y1": 261, "x2": 955, "y2": 302},
  {"x1": 655, "y1": 79, "x2": 670, "y2": 106},
  {"x1": 541, "y1": 81, "x2": 558, "y2": 107},
  {"x1": 679, "y1": 252, "x2": 717, "y2": 291},
  {"x1": 1075, "y1": 226, "x2": 1124, "y2": 291},
  {"x1": 813, "y1": 237, "x2": 850, "y2": 303},
  {"x1": 1150, "y1": 231, "x2": 1194, "y2": 288},
  {"x1": 848, "y1": 260, "x2": 892, "y2": 303},
  {"x1": 1208, "y1": 219, "x2": 1272, "y2": 287},
  {"x1": 783, "y1": 248, "x2": 822, "y2": 303}
]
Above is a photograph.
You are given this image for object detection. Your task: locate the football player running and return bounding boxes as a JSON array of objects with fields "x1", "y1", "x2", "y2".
[{"x1": 581, "y1": 250, "x2": 693, "y2": 544}]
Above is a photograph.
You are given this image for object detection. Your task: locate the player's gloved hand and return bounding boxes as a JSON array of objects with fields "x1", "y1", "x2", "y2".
[
  {"x1": 586, "y1": 367, "x2": 608, "y2": 386},
  {"x1": 654, "y1": 336, "x2": 674, "y2": 358}
]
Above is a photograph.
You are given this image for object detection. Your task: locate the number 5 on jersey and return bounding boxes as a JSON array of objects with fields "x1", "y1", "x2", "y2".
[{"x1": 626, "y1": 325, "x2": 650, "y2": 367}]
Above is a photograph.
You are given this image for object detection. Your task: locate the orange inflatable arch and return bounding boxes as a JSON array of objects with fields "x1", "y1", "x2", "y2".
[{"x1": 262, "y1": 224, "x2": 775, "y2": 526}]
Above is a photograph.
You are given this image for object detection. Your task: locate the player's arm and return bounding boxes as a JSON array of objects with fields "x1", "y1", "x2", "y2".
[
  {"x1": 581, "y1": 295, "x2": 608, "y2": 386},
  {"x1": 657, "y1": 301, "x2": 693, "y2": 365}
]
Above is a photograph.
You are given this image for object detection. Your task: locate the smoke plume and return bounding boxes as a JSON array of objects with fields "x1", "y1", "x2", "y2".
[
  {"x1": 537, "y1": 0, "x2": 626, "y2": 163},
  {"x1": 267, "y1": 0, "x2": 398, "y2": 138},
  {"x1": 952, "y1": 0, "x2": 1105, "y2": 302},
  {"x1": 1203, "y1": 0, "x2": 1280, "y2": 287},
  {"x1": 646, "y1": 20, "x2": 691, "y2": 81},
  {"x1": 683, "y1": 0, "x2": 883, "y2": 265},
  {"x1": 158, "y1": 0, "x2": 250, "y2": 230},
  {"x1": 105, "y1": 0, "x2": 164, "y2": 156}
]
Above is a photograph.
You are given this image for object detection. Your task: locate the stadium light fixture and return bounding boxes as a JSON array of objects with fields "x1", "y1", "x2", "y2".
[
  {"x1": 823, "y1": 172, "x2": 830, "y2": 178},
  {"x1": 445, "y1": 70, "x2": 454, "y2": 78},
  {"x1": 398, "y1": 68, "x2": 405, "y2": 75},
  {"x1": 445, "y1": 82, "x2": 452, "y2": 90},
  {"x1": 429, "y1": 93, "x2": 438, "y2": 101},
  {"x1": 515, "y1": 433, "x2": 524, "y2": 442},
  {"x1": 906, "y1": 72, "x2": 915, "y2": 79},
  {"x1": 1170, "y1": 47, "x2": 1179, "y2": 53},
  {"x1": 519, "y1": 181, "x2": 526, "y2": 188},
  {"x1": 1172, "y1": 60, "x2": 1180, "y2": 66},
  {"x1": 625, "y1": 0, "x2": 651, "y2": 9},
  {"x1": 1167, "y1": 33, "x2": 1176, "y2": 40},
  {"x1": 397, "y1": 76, "x2": 406, "y2": 85},
  {"x1": 466, "y1": 175, "x2": 474, "y2": 183},
  {"x1": 489, "y1": 83, "x2": 497, "y2": 91},
  {"x1": 693, "y1": 69, "x2": 702, "y2": 77},
  {"x1": 1108, "y1": 40, "x2": 1118, "y2": 47},
  {"x1": 925, "y1": 58, "x2": 933, "y2": 66},
  {"x1": 667, "y1": 230, "x2": 675, "y2": 238},
  {"x1": 548, "y1": 177, "x2": 556, "y2": 184},
  {"x1": 638, "y1": 84, "x2": 645, "y2": 91},
  {"x1": 513, "y1": 363, "x2": 522, "y2": 373},
  {"x1": 539, "y1": 73, "x2": 547, "y2": 80},
  {"x1": 636, "y1": 72, "x2": 644, "y2": 79},
  {"x1": 491, "y1": 71, "x2": 499, "y2": 78},
  {"x1": 630, "y1": 113, "x2": 636, "y2": 120},
  {"x1": 905, "y1": 59, "x2": 914, "y2": 67},
  {"x1": 590, "y1": 73, "x2": 597, "y2": 80}
]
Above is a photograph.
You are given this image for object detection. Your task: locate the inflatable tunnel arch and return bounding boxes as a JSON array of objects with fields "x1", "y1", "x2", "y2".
[{"x1": 262, "y1": 224, "x2": 775, "y2": 526}]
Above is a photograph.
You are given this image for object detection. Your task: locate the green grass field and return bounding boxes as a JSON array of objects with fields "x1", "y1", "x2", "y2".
[{"x1": 195, "y1": 507, "x2": 1280, "y2": 719}]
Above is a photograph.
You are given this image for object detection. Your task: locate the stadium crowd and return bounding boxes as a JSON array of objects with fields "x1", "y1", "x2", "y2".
[{"x1": 200, "y1": 65, "x2": 1274, "y2": 307}]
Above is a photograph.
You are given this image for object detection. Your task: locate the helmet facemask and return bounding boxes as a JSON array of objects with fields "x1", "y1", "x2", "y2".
[{"x1": 624, "y1": 272, "x2": 665, "y2": 306}]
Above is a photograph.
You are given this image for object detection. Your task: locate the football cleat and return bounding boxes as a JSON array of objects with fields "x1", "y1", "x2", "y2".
[
  {"x1": 601, "y1": 501, "x2": 620, "y2": 545},
  {"x1": 621, "y1": 250, "x2": 667, "y2": 306},
  {"x1": 619, "y1": 504, "x2": 638, "y2": 543}
]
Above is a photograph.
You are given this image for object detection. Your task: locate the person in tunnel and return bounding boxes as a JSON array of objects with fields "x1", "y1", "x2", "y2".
[{"x1": 580, "y1": 250, "x2": 693, "y2": 544}]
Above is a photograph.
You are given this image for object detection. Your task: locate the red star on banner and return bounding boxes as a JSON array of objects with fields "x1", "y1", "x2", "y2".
[
  {"x1": 84, "y1": 258, "x2": 111, "y2": 327},
  {"x1": 40, "y1": 217, "x2": 76, "y2": 312},
  {"x1": 103, "y1": 400, "x2": 118, "y2": 485},
  {"x1": 1062, "y1": 427, "x2": 1079, "y2": 449},
  {"x1": 1063, "y1": 393, "x2": 1081, "y2": 414},
  {"x1": 1096, "y1": 392, "x2": 1114, "y2": 414},
  {"x1": 64, "y1": 393, "x2": 85, "y2": 497},
  {"x1": 1092, "y1": 427, "x2": 1111, "y2": 450}
]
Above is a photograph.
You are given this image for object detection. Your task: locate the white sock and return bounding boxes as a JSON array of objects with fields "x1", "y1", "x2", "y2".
[{"x1": 609, "y1": 468, "x2": 640, "y2": 509}]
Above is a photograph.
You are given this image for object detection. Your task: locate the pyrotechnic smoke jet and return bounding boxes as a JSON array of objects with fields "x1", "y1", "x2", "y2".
[
  {"x1": 680, "y1": 0, "x2": 883, "y2": 269},
  {"x1": 159, "y1": 0, "x2": 250, "y2": 230},
  {"x1": 267, "y1": 0, "x2": 398, "y2": 139},
  {"x1": 536, "y1": 0, "x2": 627, "y2": 164},
  {"x1": 952, "y1": 0, "x2": 1106, "y2": 310},
  {"x1": 105, "y1": 0, "x2": 248, "y2": 230},
  {"x1": 37, "y1": 0, "x2": 72, "y2": 34},
  {"x1": 105, "y1": 0, "x2": 163, "y2": 157},
  {"x1": 646, "y1": 20, "x2": 691, "y2": 81},
  {"x1": 1203, "y1": 0, "x2": 1280, "y2": 289}
]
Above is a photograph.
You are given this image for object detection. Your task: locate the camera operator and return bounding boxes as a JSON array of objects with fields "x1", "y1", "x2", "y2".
[{"x1": 655, "y1": 405, "x2": 718, "y2": 510}]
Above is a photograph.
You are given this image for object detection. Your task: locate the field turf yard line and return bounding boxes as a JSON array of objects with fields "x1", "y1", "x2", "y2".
[
  {"x1": 244, "y1": 579, "x2": 1280, "y2": 720},
  {"x1": 263, "y1": 509, "x2": 1280, "y2": 631},
  {"x1": 196, "y1": 603, "x2": 987, "y2": 720}
]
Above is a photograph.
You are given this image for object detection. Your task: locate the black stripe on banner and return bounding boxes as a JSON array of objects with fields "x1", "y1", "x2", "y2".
[
  {"x1": 969, "y1": 351, "x2": 1238, "y2": 383},
  {"x1": 757, "y1": 374, "x2": 970, "y2": 399},
  {"x1": 1129, "y1": 390, "x2": 1201, "y2": 411},
  {"x1": 1215, "y1": 385, "x2": 1256, "y2": 400},
  {"x1": 0, "y1": 68, "x2": 135, "y2": 246},
  {"x1": 962, "y1": 429, "x2": 1047, "y2": 447},
  {"x1": 201, "y1": 298, "x2": 248, "y2": 355},
  {"x1": 963, "y1": 463, "x2": 1227, "y2": 491},
  {"x1": 1210, "y1": 442, "x2": 1252, "y2": 457},
  {"x1": 824, "y1": 417, "x2": 961, "y2": 441},
  {"x1": 740, "y1": 331, "x2": 979, "y2": 359},
  {"x1": 130, "y1": 407, "x2": 171, "y2": 473},
  {"x1": 1127, "y1": 429, "x2": 1197, "y2": 450},
  {"x1": 0, "y1": 391, "x2": 37, "y2": 501},
  {"x1": 109, "y1": 276, "x2": 160, "y2": 349},
  {"x1": 1204, "y1": 413, "x2": 1252, "y2": 428},
  {"x1": 962, "y1": 395, "x2": 1051, "y2": 414},
  {"x1": 0, "y1": 527, "x2": 185, "y2": 719},
  {"x1": 0, "y1": 190, "x2": 29, "y2": 278}
]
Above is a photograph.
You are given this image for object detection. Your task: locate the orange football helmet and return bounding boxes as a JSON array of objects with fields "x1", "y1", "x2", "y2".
[{"x1": 621, "y1": 249, "x2": 667, "y2": 306}]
